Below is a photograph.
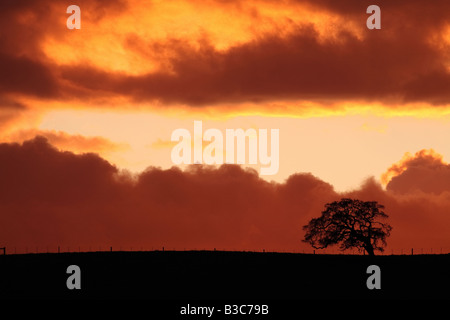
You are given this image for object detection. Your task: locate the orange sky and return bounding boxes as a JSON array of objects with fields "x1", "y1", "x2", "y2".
[{"x1": 1, "y1": 0, "x2": 450, "y2": 253}]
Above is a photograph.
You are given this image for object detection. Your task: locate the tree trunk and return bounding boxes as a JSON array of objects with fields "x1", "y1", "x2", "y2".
[{"x1": 365, "y1": 244, "x2": 375, "y2": 256}]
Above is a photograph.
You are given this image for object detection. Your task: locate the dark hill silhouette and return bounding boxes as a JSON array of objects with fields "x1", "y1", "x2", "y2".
[{"x1": 0, "y1": 250, "x2": 448, "y2": 300}]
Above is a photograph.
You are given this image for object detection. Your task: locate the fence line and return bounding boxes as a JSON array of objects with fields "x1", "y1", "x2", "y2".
[{"x1": 1, "y1": 245, "x2": 449, "y2": 256}]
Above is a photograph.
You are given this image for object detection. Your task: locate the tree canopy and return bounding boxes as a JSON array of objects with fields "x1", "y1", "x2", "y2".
[{"x1": 303, "y1": 198, "x2": 392, "y2": 255}]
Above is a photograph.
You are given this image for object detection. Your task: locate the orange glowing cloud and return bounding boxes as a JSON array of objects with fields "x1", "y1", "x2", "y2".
[
  {"x1": 381, "y1": 152, "x2": 416, "y2": 186},
  {"x1": 1, "y1": 0, "x2": 450, "y2": 117},
  {"x1": 382, "y1": 149, "x2": 450, "y2": 192},
  {"x1": 4, "y1": 129, "x2": 129, "y2": 155},
  {"x1": 384, "y1": 149, "x2": 450, "y2": 195},
  {"x1": 42, "y1": 0, "x2": 364, "y2": 76}
]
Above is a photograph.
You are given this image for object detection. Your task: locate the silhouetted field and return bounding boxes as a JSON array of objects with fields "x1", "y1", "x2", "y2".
[{"x1": 0, "y1": 251, "x2": 448, "y2": 300}]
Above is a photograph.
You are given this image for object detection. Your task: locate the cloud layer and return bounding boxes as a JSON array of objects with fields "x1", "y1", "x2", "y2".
[
  {"x1": 1, "y1": 0, "x2": 450, "y2": 112},
  {"x1": 1, "y1": 137, "x2": 449, "y2": 253},
  {"x1": 385, "y1": 149, "x2": 450, "y2": 195}
]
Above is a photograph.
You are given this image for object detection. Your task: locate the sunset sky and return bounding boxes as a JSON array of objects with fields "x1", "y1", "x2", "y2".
[{"x1": 1, "y1": 0, "x2": 450, "y2": 253}]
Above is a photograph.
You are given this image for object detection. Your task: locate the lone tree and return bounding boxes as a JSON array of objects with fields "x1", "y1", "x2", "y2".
[{"x1": 303, "y1": 198, "x2": 392, "y2": 256}]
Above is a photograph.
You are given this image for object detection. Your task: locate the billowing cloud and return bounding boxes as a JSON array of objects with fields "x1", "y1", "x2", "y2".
[
  {"x1": 1, "y1": 0, "x2": 450, "y2": 115},
  {"x1": 57, "y1": 4, "x2": 450, "y2": 107},
  {"x1": 384, "y1": 149, "x2": 450, "y2": 195},
  {"x1": 0, "y1": 0, "x2": 126, "y2": 101},
  {"x1": 1, "y1": 137, "x2": 449, "y2": 254},
  {"x1": 5, "y1": 129, "x2": 129, "y2": 154}
]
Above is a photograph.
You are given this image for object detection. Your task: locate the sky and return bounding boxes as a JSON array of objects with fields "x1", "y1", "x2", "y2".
[{"x1": 1, "y1": 0, "x2": 450, "y2": 253}]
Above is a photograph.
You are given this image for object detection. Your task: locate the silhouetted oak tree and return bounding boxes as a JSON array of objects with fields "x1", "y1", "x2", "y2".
[{"x1": 303, "y1": 198, "x2": 392, "y2": 256}]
